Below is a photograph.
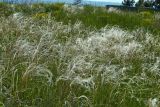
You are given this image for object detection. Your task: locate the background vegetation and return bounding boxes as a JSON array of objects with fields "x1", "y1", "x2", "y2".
[{"x1": 0, "y1": 3, "x2": 160, "y2": 32}]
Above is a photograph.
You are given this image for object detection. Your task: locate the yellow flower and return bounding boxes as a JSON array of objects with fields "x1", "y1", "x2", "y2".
[
  {"x1": 140, "y1": 11, "x2": 152, "y2": 18},
  {"x1": 32, "y1": 13, "x2": 48, "y2": 19}
]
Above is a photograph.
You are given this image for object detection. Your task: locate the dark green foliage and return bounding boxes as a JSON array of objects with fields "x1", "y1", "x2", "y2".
[
  {"x1": 44, "y1": 3, "x2": 64, "y2": 12},
  {"x1": 1, "y1": 3, "x2": 160, "y2": 34},
  {"x1": 156, "y1": 0, "x2": 160, "y2": 4},
  {"x1": 135, "y1": 0, "x2": 144, "y2": 7},
  {"x1": 0, "y1": 3, "x2": 13, "y2": 16},
  {"x1": 122, "y1": 0, "x2": 135, "y2": 7},
  {"x1": 14, "y1": 4, "x2": 33, "y2": 15},
  {"x1": 143, "y1": 0, "x2": 154, "y2": 7},
  {"x1": 74, "y1": 0, "x2": 82, "y2": 5}
]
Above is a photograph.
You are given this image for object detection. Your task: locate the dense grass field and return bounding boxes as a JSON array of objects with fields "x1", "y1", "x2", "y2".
[{"x1": 0, "y1": 3, "x2": 160, "y2": 107}]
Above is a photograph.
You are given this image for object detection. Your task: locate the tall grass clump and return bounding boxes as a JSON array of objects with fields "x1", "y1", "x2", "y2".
[{"x1": 0, "y1": 9, "x2": 160, "y2": 107}]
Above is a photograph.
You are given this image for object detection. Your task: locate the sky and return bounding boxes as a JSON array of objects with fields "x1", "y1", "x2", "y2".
[{"x1": 88, "y1": 0, "x2": 138, "y2": 3}]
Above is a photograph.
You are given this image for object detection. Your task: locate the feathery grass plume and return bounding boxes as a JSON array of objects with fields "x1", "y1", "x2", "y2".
[
  {"x1": 0, "y1": 61, "x2": 5, "y2": 93},
  {"x1": 63, "y1": 4, "x2": 84, "y2": 14},
  {"x1": 15, "y1": 39, "x2": 36, "y2": 57},
  {"x1": 148, "y1": 98, "x2": 159, "y2": 107},
  {"x1": 107, "y1": 7, "x2": 121, "y2": 13},
  {"x1": 70, "y1": 76, "x2": 95, "y2": 91},
  {"x1": 73, "y1": 95, "x2": 91, "y2": 106},
  {"x1": 154, "y1": 13, "x2": 160, "y2": 20},
  {"x1": 149, "y1": 57, "x2": 160, "y2": 75},
  {"x1": 23, "y1": 64, "x2": 53, "y2": 84},
  {"x1": 12, "y1": 12, "x2": 23, "y2": 20},
  {"x1": 112, "y1": 41, "x2": 142, "y2": 59}
]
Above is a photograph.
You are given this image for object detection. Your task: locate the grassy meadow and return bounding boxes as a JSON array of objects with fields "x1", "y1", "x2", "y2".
[{"x1": 0, "y1": 2, "x2": 160, "y2": 107}]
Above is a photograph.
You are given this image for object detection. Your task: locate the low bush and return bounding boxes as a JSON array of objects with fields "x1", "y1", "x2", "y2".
[{"x1": 0, "y1": 3, "x2": 13, "y2": 16}]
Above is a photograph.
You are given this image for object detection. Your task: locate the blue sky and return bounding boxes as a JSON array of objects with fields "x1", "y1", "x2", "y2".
[{"x1": 88, "y1": 0, "x2": 138, "y2": 3}]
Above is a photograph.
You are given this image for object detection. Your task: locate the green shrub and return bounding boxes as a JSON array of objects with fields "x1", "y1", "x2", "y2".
[
  {"x1": 0, "y1": 3, "x2": 13, "y2": 17},
  {"x1": 83, "y1": 5, "x2": 94, "y2": 14},
  {"x1": 14, "y1": 4, "x2": 32, "y2": 15},
  {"x1": 44, "y1": 3, "x2": 64, "y2": 12},
  {"x1": 31, "y1": 3, "x2": 46, "y2": 13},
  {"x1": 139, "y1": 11, "x2": 152, "y2": 18},
  {"x1": 141, "y1": 18, "x2": 153, "y2": 27}
]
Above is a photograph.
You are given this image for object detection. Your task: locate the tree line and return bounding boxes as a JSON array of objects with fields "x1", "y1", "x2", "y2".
[
  {"x1": 122, "y1": 0, "x2": 160, "y2": 8},
  {"x1": 74, "y1": 0, "x2": 160, "y2": 9}
]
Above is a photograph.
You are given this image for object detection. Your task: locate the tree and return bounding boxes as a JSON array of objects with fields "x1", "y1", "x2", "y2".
[
  {"x1": 143, "y1": 0, "x2": 154, "y2": 7},
  {"x1": 135, "y1": 0, "x2": 144, "y2": 7},
  {"x1": 155, "y1": 0, "x2": 160, "y2": 4},
  {"x1": 155, "y1": 0, "x2": 160, "y2": 8},
  {"x1": 122, "y1": 0, "x2": 135, "y2": 6},
  {"x1": 73, "y1": 0, "x2": 82, "y2": 5}
]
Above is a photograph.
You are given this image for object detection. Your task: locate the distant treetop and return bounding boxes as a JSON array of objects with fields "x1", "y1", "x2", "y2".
[
  {"x1": 122, "y1": 0, "x2": 135, "y2": 7},
  {"x1": 73, "y1": 0, "x2": 82, "y2": 5}
]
